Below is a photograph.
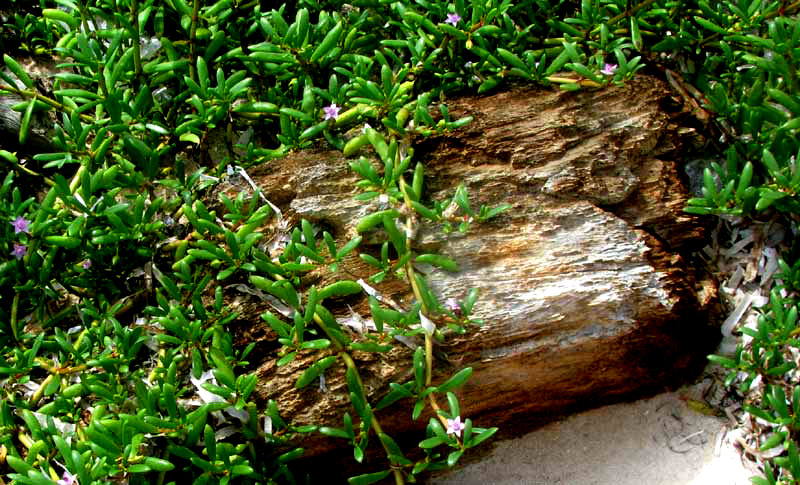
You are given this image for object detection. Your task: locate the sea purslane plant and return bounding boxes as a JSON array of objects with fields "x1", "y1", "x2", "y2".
[{"x1": 0, "y1": 0, "x2": 799, "y2": 483}]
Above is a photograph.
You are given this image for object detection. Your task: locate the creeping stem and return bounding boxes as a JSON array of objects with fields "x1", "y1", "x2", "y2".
[
  {"x1": 30, "y1": 374, "x2": 54, "y2": 406},
  {"x1": 313, "y1": 314, "x2": 405, "y2": 485},
  {"x1": 0, "y1": 84, "x2": 95, "y2": 123},
  {"x1": 397, "y1": 176, "x2": 447, "y2": 424},
  {"x1": 76, "y1": 1, "x2": 92, "y2": 45},
  {"x1": 189, "y1": 0, "x2": 200, "y2": 83},
  {"x1": 131, "y1": 0, "x2": 143, "y2": 79}
]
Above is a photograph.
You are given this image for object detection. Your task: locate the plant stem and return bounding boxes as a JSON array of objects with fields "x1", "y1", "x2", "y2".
[
  {"x1": 30, "y1": 374, "x2": 53, "y2": 406},
  {"x1": 0, "y1": 84, "x2": 95, "y2": 123},
  {"x1": 76, "y1": 1, "x2": 92, "y2": 40},
  {"x1": 314, "y1": 315, "x2": 405, "y2": 485},
  {"x1": 17, "y1": 431, "x2": 59, "y2": 480},
  {"x1": 131, "y1": 0, "x2": 143, "y2": 80},
  {"x1": 189, "y1": 0, "x2": 200, "y2": 83},
  {"x1": 397, "y1": 176, "x2": 448, "y2": 425}
]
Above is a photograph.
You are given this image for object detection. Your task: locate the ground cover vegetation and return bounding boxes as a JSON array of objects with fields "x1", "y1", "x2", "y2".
[{"x1": 0, "y1": 0, "x2": 798, "y2": 483}]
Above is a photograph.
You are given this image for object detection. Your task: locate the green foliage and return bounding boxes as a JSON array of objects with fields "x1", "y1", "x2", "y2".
[
  {"x1": 0, "y1": 0, "x2": 501, "y2": 482},
  {"x1": 1, "y1": 0, "x2": 798, "y2": 482},
  {"x1": 0, "y1": 3, "x2": 64, "y2": 55}
]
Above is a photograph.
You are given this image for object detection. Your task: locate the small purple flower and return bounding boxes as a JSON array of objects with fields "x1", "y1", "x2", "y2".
[
  {"x1": 446, "y1": 416, "x2": 465, "y2": 438},
  {"x1": 11, "y1": 216, "x2": 30, "y2": 235},
  {"x1": 53, "y1": 460, "x2": 78, "y2": 485},
  {"x1": 445, "y1": 12, "x2": 461, "y2": 26},
  {"x1": 444, "y1": 297, "x2": 461, "y2": 316},
  {"x1": 82, "y1": 259, "x2": 91, "y2": 269},
  {"x1": 57, "y1": 470, "x2": 78, "y2": 485},
  {"x1": 601, "y1": 63, "x2": 618, "y2": 76},
  {"x1": 12, "y1": 243, "x2": 26, "y2": 260},
  {"x1": 323, "y1": 104, "x2": 341, "y2": 121}
]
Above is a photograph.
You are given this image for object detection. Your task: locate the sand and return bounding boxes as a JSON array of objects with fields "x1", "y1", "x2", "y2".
[{"x1": 429, "y1": 390, "x2": 754, "y2": 485}]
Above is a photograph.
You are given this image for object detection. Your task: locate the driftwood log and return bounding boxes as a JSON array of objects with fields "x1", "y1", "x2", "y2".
[{"x1": 219, "y1": 74, "x2": 721, "y2": 479}]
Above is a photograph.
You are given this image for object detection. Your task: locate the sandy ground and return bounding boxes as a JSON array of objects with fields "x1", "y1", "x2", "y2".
[{"x1": 429, "y1": 389, "x2": 755, "y2": 485}]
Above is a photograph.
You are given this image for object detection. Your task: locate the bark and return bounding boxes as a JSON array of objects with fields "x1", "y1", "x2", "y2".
[
  {"x1": 218, "y1": 75, "x2": 720, "y2": 477},
  {"x1": 1, "y1": 57, "x2": 62, "y2": 155}
]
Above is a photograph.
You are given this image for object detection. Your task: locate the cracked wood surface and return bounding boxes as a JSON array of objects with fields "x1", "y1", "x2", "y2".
[{"x1": 218, "y1": 75, "x2": 720, "y2": 476}]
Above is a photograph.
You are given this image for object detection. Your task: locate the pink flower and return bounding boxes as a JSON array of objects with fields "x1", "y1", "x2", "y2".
[
  {"x1": 82, "y1": 259, "x2": 91, "y2": 269},
  {"x1": 12, "y1": 244, "x2": 26, "y2": 260},
  {"x1": 11, "y1": 216, "x2": 30, "y2": 234},
  {"x1": 323, "y1": 104, "x2": 340, "y2": 120},
  {"x1": 57, "y1": 469, "x2": 78, "y2": 485},
  {"x1": 446, "y1": 416, "x2": 465, "y2": 437},
  {"x1": 57, "y1": 470, "x2": 78, "y2": 485},
  {"x1": 445, "y1": 13, "x2": 461, "y2": 26},
  {"x1": 54, "y1": 460, "x2": 78, "y2": 485},
  {"x1": 445, "y1": 297, "x2": 461, "y2": 316},
  {"x1": 601, "y1": 63, "x2": 618, "y2": 76}
]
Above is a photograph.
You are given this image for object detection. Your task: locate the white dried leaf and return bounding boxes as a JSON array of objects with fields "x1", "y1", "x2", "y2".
[
  {"x1": 225, "y1": 407, "x2": 249, "y2": 424},
  {"x1": 19, "y1": 380, "x2": 38, "y2": 400},
  {"x1": 191, "y1": 370, "x2": 225, "y2": 405},
  {"x1": 190, "y1": 370, "x2": 249, "y2": 426},
  {"x1": 759, "y1": 441, "x2": 785, "y2": 458},
  {"x1": 337, "y1": 306, "x2": 376, "y2": 334},
  {"x1": 721, "y1": 292, "x2": 755, "y2": 338},
  {"x1": 228, "y1": 284, "x2": 294, "y2": 317},
  {"x1": 198, "y1": 173, "x2": 220, "y2": 183},
  {"x1": 725, "y1": 266, "x2": 744, "y2": 290},
  {"x1": 215, "y1": 426, "x2": 239, "y2": 441},
  {"x1": 264, "y1": 415, "x2": 273, "y2": 436},
  {"x1": 724, "y1": 232, "x2": 754, "y2": 257},
  {"x1": 749, "y1": 374, "x2": 763, "y2": 394},
  {"x1": 442, "y1": 201, "x2": 458, "y2": 219},
  {"x1": 393, "y1": 334, "x2": 421, "y2": 349},
  {"x1": 760, "y1": 247, "x2": 779, "y2": 286},
  {"x1": 236, "y1": 127, "x2": 254, "y2": 146},
  {"x1": 420, "y1": 312, "x2": 435, "y2": 336},
  {"x1": 177, "y1": 397, "x2": 204, "y2": 408},
  {"x1": 30, "y1": 411, "x2": 75, "y2": 436},
  {"x1": 717, "y1": 336, "x2": 738, "y2": 356},
  {"x1": 140, "y1": 37, "x2": 162, "y2": 60},
  {"x1": 230, "y1": 165, "x2": 283, "y2": 219},
  {"x1": 142, "y1": 335, "x2": 159, "y2": 352},
  {"x1": 745, "y1": 257, "x2": 759, "y2": 283},
  {"x1": 752, "y1": 293, "x2": 769, "y2": 308},
  {"x1": 357, "y1": 278, "x2": 379, "y2": 298},
  {"x1": 357, "y1": 278, "x2": 405, "y2": 311}
]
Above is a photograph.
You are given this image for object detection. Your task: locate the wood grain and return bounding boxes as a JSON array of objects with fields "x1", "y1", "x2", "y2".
[{"x1": 217, "y1": 75, "x2": 720, "y2": 479}]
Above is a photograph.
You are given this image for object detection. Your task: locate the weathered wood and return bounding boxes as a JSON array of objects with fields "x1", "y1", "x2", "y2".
[
  {"x1": 220, "y1": 75, "x2": 720, "y2": 477},
  {"x1": 1, "y1": 58, "x2": 61, "y2": 155}
]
